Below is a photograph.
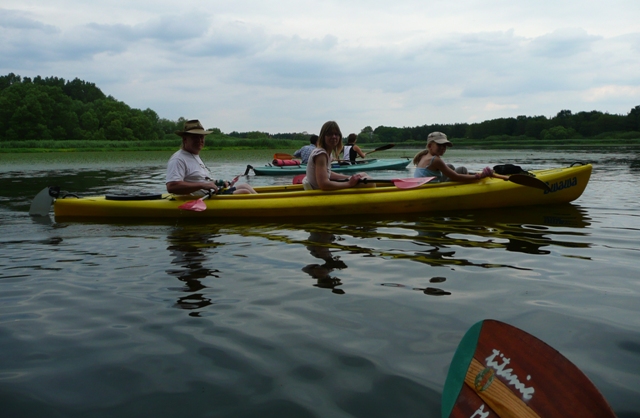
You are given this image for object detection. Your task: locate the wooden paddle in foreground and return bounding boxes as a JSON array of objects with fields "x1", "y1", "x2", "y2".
[
  {"x1": 291, "y1": 175, "x2": 435, "y2": 189},
  {"x1": 442, "y1": 319, "x2": 616, "y2": 418}
]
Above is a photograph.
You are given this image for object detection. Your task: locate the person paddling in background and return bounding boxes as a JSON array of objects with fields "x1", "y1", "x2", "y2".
[
  {"x1": 293, "y1": 134, "x2": 318, "y2": 164},
  {"x1": 343, "y1": 133, "x2": 367, "y2": 163},
  {"x1": 166, "y1": 119, "x2": 257, "y2": 195},
  {"x1": 413, "y1": 132, "x2": 493, "y2": 182},
  {"x1": 304, "y1": 121, "x2": 371, "y2": 190}
]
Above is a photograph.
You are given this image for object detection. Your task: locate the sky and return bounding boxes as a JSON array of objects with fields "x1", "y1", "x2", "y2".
[{"x1": 2, "y1": 0, "x2": 640, "y2": 135}]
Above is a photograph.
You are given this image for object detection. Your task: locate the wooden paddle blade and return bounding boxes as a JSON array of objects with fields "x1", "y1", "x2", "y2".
[
  {"x1": 442, "y1": 320, "x2": 615, "y2": 418},
  {"x1": 178, "y1": 198, "x2": 206, "y2": 212},
  {"x1": 507, "y1": 174, "x2": 552, "y2": 192},
  {"x1": 29, "y1": 187, "x2": 54, "y2": 216}
]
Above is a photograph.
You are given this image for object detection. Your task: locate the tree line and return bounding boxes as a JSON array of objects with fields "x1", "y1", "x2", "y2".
[
  {"x1": 0, "y1": 73, "x2": 186, "y2": 142},
  {"x1": 370, "y1": 107, "x2": 640, "y2": 144},
  {"x1": 1, "y1": 73, "x2": 638, "y2": 145}
]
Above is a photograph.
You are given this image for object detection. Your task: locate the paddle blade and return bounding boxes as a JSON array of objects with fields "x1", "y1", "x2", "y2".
[
  {"x1": 274, "y1": 153, "x2": 295, "y2": 160},
  {"x1": 29, "y1": 187, "x2": 54, "y2": 216},
  {"x1": 293, "y1": 174, "x2": 306, "y2": 184},
  {"x1": 507, "y1": 174, "x2": 551, "y2": 192},
  {"x1": 442, "y1": 320, "x2": 615, "y2": 418},
  {"x1": 391, "y1": 176, "x2": 435, "y2": 189},
  {"x1": 366, "y1": 143, "x2": 395, "y2": 155},
  {"x1": 178, "y1": 198, "x2": 206, "y2": 212},
  {"x1": 373, "y1": 143, "x2": 395, "y2": 152}
]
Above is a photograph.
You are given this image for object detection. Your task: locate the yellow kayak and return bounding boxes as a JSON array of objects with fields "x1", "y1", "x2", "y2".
[{"x1": 50, "y1": 164, "x2": 592, "y2": 220}]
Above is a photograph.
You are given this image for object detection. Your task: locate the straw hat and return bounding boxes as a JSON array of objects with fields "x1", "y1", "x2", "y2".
[{"x1": 175, "y1": 119, "x2": 212, "y2": 136}]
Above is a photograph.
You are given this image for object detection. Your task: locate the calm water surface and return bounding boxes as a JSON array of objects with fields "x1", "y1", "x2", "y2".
[{"x1": 1, "y1": 149, "x2": 639, "y2": 417}]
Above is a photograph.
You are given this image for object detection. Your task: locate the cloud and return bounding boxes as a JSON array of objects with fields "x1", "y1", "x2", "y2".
[
  {"x1": 1, "y1": 1, "x2": 640, "y2": 132},
  {"x1": 583, "y1": 85, "x2": 640, "y2": 102},
  {"x1": 528, "y1": 28, "x2": 601, "y2": 58},
  {"x1": 0, "y1": 8, "x2": 58, "y2": 32}
]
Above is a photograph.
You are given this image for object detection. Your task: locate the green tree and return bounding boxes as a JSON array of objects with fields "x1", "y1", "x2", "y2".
[
  {"x1": 627, "y1": 106, "x2": 640, "y2": 131},
  {"x1": 63, "y1": 78, "x2": 106, "y2": 103},
  {"x1": 540, "y1": 126, "x2": 579, "y2": 140},
  {"x1": 524, "y1": 116, "x2": 549, "y2": 139}
]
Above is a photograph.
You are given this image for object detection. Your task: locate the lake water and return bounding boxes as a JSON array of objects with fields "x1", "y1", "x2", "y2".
[{"x1": 1, "y1": 148, "x2": 639, "y2": 417}]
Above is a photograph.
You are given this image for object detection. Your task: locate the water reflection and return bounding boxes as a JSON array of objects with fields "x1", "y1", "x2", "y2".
[
  {"x1": 407, "y1": 204, "x2": 591, "y2": 267},
  {"x1": 166, "y1": 228, "x2": 223, "y2": 315},
  {"x1": 302, "y1": 231, "x2": 347, "y2": 294},
  {"x1": 381, "y1": 276, "x2": 452, "y2": 296}
]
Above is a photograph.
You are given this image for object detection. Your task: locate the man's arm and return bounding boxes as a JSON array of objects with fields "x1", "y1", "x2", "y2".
[{"x1": 166, "y1": 180, "x2": 218, "y2": 195}]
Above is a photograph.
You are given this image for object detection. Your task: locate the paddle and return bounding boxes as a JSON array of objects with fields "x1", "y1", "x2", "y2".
[
  {"x1": 360, "y1": 177, "x2": 435, "y2": 189},
  {"x1": 292, "y1": 175, "x2": 435, "y2": 189},
  {"x1": 492, "y1": 173, "x2": 551, "y2": 192},
  {"x1": 442, "y1": 319, "x2": 615, "y2": 418},
  {"x1": 29, "y1": 187, "x2": 56, "y2": 216},
  {"x1": 364, "y1": 143, "x2": 395, "y2": 155},
  {"x1": 274, "y1": 153, "x2": 295, "y2": 160},
  {"x1": 178, "y1": 176, "x2": 239, "y2": 212},
  {"x1": 177, "y1": 194, "x2": 209, "y2": 212}
]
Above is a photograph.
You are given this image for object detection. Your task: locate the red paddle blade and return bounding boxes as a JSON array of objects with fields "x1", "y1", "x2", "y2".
[
  {"x1": 293, "y1": 174, "x2": 306, "y2": 184},
  {"x1": 391, "y1": 177, "x2": 436, "y2": 189},
  {"x1": 442, "y1": 320, "x2": 615, "y2": 418},
  {"x1": 178, "y1": 198, "x2": 206, "y2": 212}
]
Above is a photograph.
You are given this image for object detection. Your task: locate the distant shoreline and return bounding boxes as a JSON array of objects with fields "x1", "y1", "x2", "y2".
[{"x1": 1, "y1": 137, "x2": 638, "y2": 153}]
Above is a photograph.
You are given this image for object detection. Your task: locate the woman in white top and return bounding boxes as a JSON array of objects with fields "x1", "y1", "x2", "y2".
[
  {"x1": 166, "y1": 119, "x2": 256, "y2": 195},
  {"x1": 304, "y1": 121, "x2": 370, "y2": 190},
  {"x1": 342, "y1": 133, "x2": 367, "y2": 163}
]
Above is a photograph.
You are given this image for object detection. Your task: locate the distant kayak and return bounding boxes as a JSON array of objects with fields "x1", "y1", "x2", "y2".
[{"x1": 245, "y1": 158, "x2": 411, "y2": 176}]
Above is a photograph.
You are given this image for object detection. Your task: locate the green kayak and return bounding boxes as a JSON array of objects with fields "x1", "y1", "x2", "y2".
[{"x1": 245, "y1": 158, "x2": 411, "y2": 176}]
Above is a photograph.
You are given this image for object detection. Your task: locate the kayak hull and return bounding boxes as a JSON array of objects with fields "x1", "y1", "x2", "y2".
[
  {"x1": 53, "y1": 164, "x2": 592, "y2": 220},
  {"x1": 249, "y1": 158, "x2": 411, "y2": 175}
]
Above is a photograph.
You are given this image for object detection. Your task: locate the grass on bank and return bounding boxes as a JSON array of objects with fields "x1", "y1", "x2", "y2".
[
  {"x1": 1, "y1": 135, "x2": 640, "y2": 153},
  {"x1": 0, "y1": 136, "x2": 304, "y2": 153}
]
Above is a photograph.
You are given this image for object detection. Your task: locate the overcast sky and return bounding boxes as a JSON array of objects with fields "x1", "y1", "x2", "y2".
[{"x1": 2, "y1": 0, "x2": 640, "y2": 135}]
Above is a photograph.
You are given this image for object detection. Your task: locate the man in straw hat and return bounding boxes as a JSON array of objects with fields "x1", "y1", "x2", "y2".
[{"x1": 166, "y1": 119, "x2": 256, "y2": 195}]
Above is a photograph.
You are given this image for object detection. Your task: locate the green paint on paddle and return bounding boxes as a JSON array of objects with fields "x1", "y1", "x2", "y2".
[{"x1": 441, "y1": 321, "x2": 483, "y2": 418}]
